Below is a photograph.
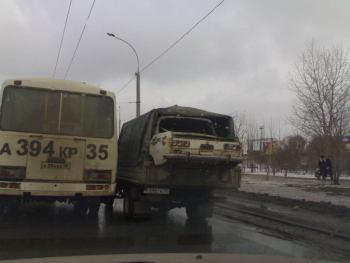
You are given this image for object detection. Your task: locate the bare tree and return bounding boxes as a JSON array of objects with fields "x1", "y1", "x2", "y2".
[
  {"x1": 291, "y1": 43, "x2": 350, "y2": 137},
  {"x1": 232, "y1": 111, "x2": 248, "y2": 143},
  {"x1": 278, "y1": 135, "x2": 307, "y2": 173},
  {"x1": 246, "y1": 121, "x2": 268, "y2": 173},
  {"x1": 291, "y1": 42, "x2": 350, "y2": 183}
]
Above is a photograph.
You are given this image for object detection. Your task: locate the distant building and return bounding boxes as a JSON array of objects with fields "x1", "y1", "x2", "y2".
[
  {"x1": 247, "y1": 138, "x2": 280, "y2": 154},
  {"x1": 243, "y1": 138, "x2": 281, "y2": 172}
]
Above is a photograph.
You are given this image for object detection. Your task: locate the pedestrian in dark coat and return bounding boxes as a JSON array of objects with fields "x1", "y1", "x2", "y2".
[
  {"x1": 325, "y1": 157, "x2": 333, "y2": 181},
  {"x1": 318, "y1": 155, "x2": 327, "y2": 180}
]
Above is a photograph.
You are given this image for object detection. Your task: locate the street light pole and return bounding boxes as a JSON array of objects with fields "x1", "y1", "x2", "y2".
[
  {"x1": 135, "y1": 71, "x2": 140, "y2": 117},
  {"x1": 107, "y1": 32, "x2": 141, "y2": 117}
]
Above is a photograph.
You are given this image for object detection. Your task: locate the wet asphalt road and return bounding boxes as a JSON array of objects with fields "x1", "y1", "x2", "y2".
[{"x1": 0, "y1": 200, "x2": 347, "y2": 261}]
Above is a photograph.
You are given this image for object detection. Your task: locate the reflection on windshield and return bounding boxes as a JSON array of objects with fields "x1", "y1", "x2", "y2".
[{"x1": 0, "y1": 86, "x2": 114, "y2": 138}]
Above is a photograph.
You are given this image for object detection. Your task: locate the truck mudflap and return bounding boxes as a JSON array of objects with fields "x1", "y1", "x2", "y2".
[{"x1": 163, "y1": 153, "x2": 242, "y2": 164}]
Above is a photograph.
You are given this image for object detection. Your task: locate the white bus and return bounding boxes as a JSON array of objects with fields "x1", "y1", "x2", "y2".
[{"x1": 0, "y1": 78, "x2": 117, "y2": 216}]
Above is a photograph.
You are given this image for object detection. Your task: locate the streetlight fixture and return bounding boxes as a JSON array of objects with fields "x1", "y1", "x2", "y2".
[{"x1": 107, "y1": 32, "x2": 141, "y2": 117}]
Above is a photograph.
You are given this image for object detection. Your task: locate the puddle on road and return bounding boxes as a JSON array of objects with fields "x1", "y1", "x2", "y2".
[{"x1": 0, "y1": 203, "x2": 213, "y2": 260}]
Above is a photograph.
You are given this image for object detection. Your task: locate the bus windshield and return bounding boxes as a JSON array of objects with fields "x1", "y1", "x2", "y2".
[{"x1": 0, "y1": 86, "x2": 114, "y2": 138}]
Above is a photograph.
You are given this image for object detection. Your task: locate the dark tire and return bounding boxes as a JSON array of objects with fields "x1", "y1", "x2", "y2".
[
  {"x1": 185, "y1": 204, "x2": 197, "y2": 219},
  {"x1": 186, "y1": 202, "x2": 213, "y2": 220},
  {"x1": 0, "y1": 205, "x2": 4, "y2": 215},
  {"x1": 104, "y1": 197, "x2": 114, "y2": 216},
  {"x1": 123, "y1": 191, "x2": 134, "y2": 219},
  {"x1": 88, "y1": 199, "x2": 100, "y2": 217},
  {"x1": 156, "y1": 205, "x2": 169, "y2": 219},
  {"x1": 5, "y1": 203, "x2": 20, "y2": 217},
  {"x1": 3, "y1": 197, "x2": 21, "y2": 216},
  {"x1": 74, "y1": 199, "x2": 88, "y2": 217},
  {"x1": 105, "y1": 197, "x2": 115, "y2": 209}
]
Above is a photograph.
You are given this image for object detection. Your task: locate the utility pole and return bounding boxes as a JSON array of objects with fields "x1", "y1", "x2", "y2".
[
  {"x1": 259, "y1": 125, "x2": 264, "y2": 172},
  {"x1": 107, "y1": 33, "x2": 141, "y2": 117},
  {"x1": 118, "y1": 106, "x2": 121, "y2": 135},
  {"x1": 259, "y1": 126, "x2": 264, "y2": 152},
  {"x1": 136, "y1": 72, "x2": 140, "y2": 117}
]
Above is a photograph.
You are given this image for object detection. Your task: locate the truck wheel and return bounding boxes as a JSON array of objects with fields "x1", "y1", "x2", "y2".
[
  {"x1": 104, "y1": 197, "x2": 115, "y2": 215},
  {"x1": 186, "y1": 202, "x2": 213, "y2": 220},
  {"x1": 156, "y1": 206, "x2": 168, "y2": 219},
  {"x1": 185, "y1": 204, "x2": 198, "y2": 219},
  {"x1": 123, "y1": 191, "x2": 134, "y2": 219}
]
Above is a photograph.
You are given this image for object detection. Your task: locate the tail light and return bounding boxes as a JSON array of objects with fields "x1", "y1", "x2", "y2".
[
  {"x1": 0, "y1": 182, "x2": 20, "y2": 189},
  {"x1": 84, "y1": 170, "x2": 112, "y2": 183},
  {"x1": 170, "y1": 139, "x2": 190, "y2": 147},
  {"x1": 224, "y1": 143, "x2": 241, "y2": 151},
  {"x1": 0, "y1": 166, "x2": 25, "y2": 180}
]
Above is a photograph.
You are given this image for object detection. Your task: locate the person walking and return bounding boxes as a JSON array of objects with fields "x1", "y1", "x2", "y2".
[
  {"x1": 318, "y1": 155, "x2": 327, "y2": 181},
  {"x1": 325, "y1": 157, "x2": 333, "y2": 181}
]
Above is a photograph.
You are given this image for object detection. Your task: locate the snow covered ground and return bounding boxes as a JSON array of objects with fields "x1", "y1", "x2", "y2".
[
  {"x1": 243, "y1": 170, "x2": 350, "y2": 180},
  {"x1": 240, "y1": 173, "x2": 350, "y2": 208}
]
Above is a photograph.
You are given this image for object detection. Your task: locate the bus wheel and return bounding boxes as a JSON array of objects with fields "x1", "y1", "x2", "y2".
[
  {"x1": 123, "y1": 191, "x2": 134, "y2": 219},
  {"x1": 74, "y1": 200, "x2": 88, "y2": 216},
  {"x1": 4, "y1": 200, "x2": 20, "y2": 216},
  {"x1": 88, "y1": 199, "x2": 100, "y2": 217}
]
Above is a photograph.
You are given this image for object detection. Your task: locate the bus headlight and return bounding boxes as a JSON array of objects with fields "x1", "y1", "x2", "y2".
[
  {"x1": 0, "y1": 166, "x2": 25, "y2": 180},
  {"x1": 84, "y1": 170, "x2": 112, "y2": 183}
]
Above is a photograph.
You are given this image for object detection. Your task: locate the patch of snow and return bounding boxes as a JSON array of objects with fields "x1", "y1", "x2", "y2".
[
  {"x1": 240, "y1": 174, "x2": 350, "y2": 208},
  {"x1": 243, "y1": 170, "x2": 350, "y2": 180}
]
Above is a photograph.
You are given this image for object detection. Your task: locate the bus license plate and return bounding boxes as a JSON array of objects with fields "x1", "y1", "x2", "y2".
[
  {"x1": 41, "y1": 162, "x2": 71, "y2": 169},
  {"x1": 143, "y1": 187, "x2": 170, "y2": 195}
]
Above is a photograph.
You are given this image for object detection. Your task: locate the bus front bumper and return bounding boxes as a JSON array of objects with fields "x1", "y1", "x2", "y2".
[{"x1": 0, "y1": 181, "x2": 116, "y2": 197}]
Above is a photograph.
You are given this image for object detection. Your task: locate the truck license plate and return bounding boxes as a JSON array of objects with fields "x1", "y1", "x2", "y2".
[
  {"x1": 143, "y1": 187, "x2": 170, "y2": 195},
  {"x1": 200, "y1": 144, "x2": 214, "y2": 151}
]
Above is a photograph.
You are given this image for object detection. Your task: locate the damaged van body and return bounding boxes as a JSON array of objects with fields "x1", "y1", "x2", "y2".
[{"x1": 117, "y1": 105, "x2": 242, "y2": 219}]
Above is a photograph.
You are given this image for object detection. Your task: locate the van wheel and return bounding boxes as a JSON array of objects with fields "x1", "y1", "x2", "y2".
[{"x1": 123, "y1": 191, "x2": 134, "y2": 219}]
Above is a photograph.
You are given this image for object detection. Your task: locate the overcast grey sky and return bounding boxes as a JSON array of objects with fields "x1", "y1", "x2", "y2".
[{"x1": 1, "y1": 0, "x2": 349, "y2": 135}]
